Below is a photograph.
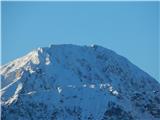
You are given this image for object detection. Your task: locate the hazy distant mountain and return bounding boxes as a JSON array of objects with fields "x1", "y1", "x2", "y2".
[{"x1": 1, "y1": 44, "x2": 160, "y2": 120}]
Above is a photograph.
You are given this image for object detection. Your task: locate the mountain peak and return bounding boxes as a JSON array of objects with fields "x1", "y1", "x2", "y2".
[{"x1": 1, "y1": 44, "x2": 160, "y2": 120}]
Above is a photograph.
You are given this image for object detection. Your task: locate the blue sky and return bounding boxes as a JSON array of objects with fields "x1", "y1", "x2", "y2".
[{"x1": 2, "y1": 2, "x2": 159, "y2": 81}]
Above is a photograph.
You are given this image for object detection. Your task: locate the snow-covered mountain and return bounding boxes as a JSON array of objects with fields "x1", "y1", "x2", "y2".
[{"x1": 1, "y1": 44, "x2": 160, "y2": 120}]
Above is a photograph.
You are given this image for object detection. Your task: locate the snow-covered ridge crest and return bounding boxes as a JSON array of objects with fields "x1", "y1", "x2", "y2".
[
  {"x1": 0, "y1": 48, "x2": 45, "y2": 88},
  {"x1": 1, "y1": 50, "x2": 39, "y2": 74},
  {"x1": 0, "y1": 46, "x2": 50, "y2": 75}
]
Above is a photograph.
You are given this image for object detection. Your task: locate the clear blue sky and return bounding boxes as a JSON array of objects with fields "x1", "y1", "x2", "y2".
[{"x1": 2, "y1": 2, "x2": 159, "y2": 81}]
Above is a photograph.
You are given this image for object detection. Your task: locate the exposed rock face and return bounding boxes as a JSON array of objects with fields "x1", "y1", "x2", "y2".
[{"x1": 1, "y1": 44, "x2": 160, "y2": 120}]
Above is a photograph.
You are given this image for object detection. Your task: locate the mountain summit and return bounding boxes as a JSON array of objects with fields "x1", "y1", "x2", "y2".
[{"x1": 1, "y1": 44, "x2": 160, "y2": 120}]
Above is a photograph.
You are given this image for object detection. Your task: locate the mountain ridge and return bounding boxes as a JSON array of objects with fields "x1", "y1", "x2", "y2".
[
  {"x1": 1, "y1": 44, "x2": 160, "y2": 120},
  {"x1": 1, "y1": 44, "x2": 157, "y2": 81}
]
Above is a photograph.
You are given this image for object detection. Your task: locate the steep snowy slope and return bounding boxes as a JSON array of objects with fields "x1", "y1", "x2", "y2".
[{"x1": 1, "y1": 44, "x2": 160, "y2": 120}]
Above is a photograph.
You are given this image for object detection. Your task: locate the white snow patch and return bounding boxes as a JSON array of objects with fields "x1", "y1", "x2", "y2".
[
  {"x1": 89, "y1": 84, "x2": 96, "y2": 89},
  {"x1": 38, "y1": 47, "x2": 43, "y2": 53},
  {"x1": 57, "y1": 87, "x2": 62, "y2": 93},
  {"x1": 99, "y1": 84, "x2": 107, "y2": 89},
  {"x1": 108, "y1": 86, "x2": 113, "y2": 92},
  {"x1": 45, "y1": 54, "x2": 51, "y2": 65},
  {"x1": 27, "y1": 91, "x2": 36, "y2": 95},
  {"x1": 83, "y1": 84, "x2": 87, "y2": 87},
  {"x1": 112, "y1": 90, "x2": 119, "y2": 96},
  {"x1": 6, "y1": 83, "x2": 23, "y2": 105},
  {"x1": 67, "y1": 85, "x2": 76, "y2": 88},
  {"x1": 29, "y1": 51, "x2": 40, "y2": 64}
]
